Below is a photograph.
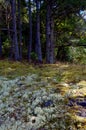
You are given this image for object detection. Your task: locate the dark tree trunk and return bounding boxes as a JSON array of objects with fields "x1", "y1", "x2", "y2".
[
  {"x1": 35, "y1": 0, "x2": 42, "y2": 62},
  {"x1": 6, "y1": 5, "x2": 12, "y2": 45},
  {"x1": 11, "y1": 0, "x2": 20, "y2": 60},
  {"x1": 0, "y1": 34, "x2": 2, "y2": 57},
  {"x1": 46, "y1": 1, "x2": 54, "y2": 63},
  {"x1": 50, "y1": 16, "x2": 54, "y2": 63},
  {"x1": 46, "y1": 2, "x2": 51, "y2": 63},
  {"x1": 17, "y1": 0, "x2": 22, "y2": 60},
  {"x1": 7, "y1": 23, "x2": 13, "y2": 59},
  {"x1": 28, "y1": 0, "x2": 32, "y2": 61}
]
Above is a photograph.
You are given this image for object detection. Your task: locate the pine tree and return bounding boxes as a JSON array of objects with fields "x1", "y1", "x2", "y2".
[
  {"x1": 35, "y1": 0, "x2": 42, "y2": 62},
  {"x1": 28, "y1": 0, "x2": 32, "y2": 61},
  {"x1": 46, "y1": 0, "x2": 54, "y2": 63},
  {"x1": 11, "y1": 0, "x2": 20, "y2": 60}
]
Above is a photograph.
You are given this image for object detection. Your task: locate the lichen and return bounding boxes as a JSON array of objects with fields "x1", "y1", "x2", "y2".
[{"x1": 0, "y1": 60, "x2": 86, "y2": 129}]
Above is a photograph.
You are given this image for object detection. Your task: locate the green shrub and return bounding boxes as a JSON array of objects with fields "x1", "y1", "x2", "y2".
[{"x1": 30, "y1": 52, "x2": 38, "y2": 61}]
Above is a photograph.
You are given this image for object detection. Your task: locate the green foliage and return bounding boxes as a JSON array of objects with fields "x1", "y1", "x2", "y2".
[
  {"x1": 21, "y1": 7, "x2": 29, "y2": 23},
  {"x1": 0, "y1": 0, "x2": 4, "y2": 4},
  {"x1": 0, "y1": 0, "x2": 86, "y2": 63},
  {"x1": 30, "y1": 52, "x2": 38, "y2": 61},
  {"x1": 55, "y1": 13, "x2": 86, "y2": 63},
  {"x1": 69, "y1": 47, "x2": 86, "y2": 64},
  {"x1": 2, "y1": 38, "x2": 10, "y2": 56},
  {"x1": 56, "y1": 46, "x2": 71, "y2": 62}
]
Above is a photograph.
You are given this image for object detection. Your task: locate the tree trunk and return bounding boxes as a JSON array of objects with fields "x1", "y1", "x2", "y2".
[
  {"x1": 11, "y1": 0, "x2": 20, "y2": 60},
  {"x1": 28, "y1": 0, "x2": 32, "y2": 61},
  {"x1": 35, "y1": 0, "x2": 42, "y2": 62},
  {"x1": 7, "y1": 23, "x2": 13, "y2": 59},
  {"x1": 50, "y1": 16, "x2": 54, "y2": 63},
  {"x1": 46, "y1": 1, "x2": 54, "y2": 63},
  {"x1": 0, "y1": 34, "x2": 2, "y2": 57},
  {"x1": 46, "y1": 2, "x2": 51, "y2": 63},
  {"x1": 17, "y1": 0, "x2": 22, "y2": 60}
]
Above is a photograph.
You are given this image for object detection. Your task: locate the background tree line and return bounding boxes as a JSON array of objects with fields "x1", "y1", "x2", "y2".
[{"x1": 0, "y1": 0, "x2": 86, "y2": 63}]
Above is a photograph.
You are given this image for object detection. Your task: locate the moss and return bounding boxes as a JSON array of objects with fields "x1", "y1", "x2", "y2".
[
  {"x1": 0, "y1": 60, "x2": 38, "y2": 78},
  {"x1": 0, "y1": 60, "x2": 86, "y2": 129},
  {"x1": 0, "y1": 60, "x2": 85, "y2": 83}
]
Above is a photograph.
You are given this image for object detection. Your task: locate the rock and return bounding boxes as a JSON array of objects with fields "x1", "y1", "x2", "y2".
[
  {"x1": 43, "y1": 100, "x2": 53, "y2": 107},
  {"x1": 77, "y1": 101, "x2": 86, "y2": 107}
]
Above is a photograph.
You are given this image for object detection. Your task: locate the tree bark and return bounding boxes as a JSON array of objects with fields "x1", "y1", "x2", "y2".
[
  {"x1": 11, "y1": 0, "x2": 20, "y2": 60},
  {"x1": 0, "y1": 34, "x2": 2, "y2": 57},
  {"x1": 35, "y1": 0, "x2": 42, "y2": 62},
  {"x1": 46, "y1": 1, "x2": 51, "y2": 63},
  {"x1": 28, "y1": 0, "x2": 32, "y2": 61},
  {"x1": 50, "y1": 16, "x2": 54, "y2": 63},
  {"x1": 17, "y1": 0, "x2": 22, "y2": 60},
  {"x1": 46, "y1": 1, "x2": 54, "y2": 63}
]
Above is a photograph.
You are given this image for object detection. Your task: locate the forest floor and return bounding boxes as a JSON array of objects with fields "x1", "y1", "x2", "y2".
[{"x1": 0, "y1": 60, "x2": 86, "y2": 130}]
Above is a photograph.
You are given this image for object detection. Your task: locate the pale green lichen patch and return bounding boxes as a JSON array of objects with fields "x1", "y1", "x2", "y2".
[{"x1": 0, "y1": 60, "x2": 86, "y2": 129}]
